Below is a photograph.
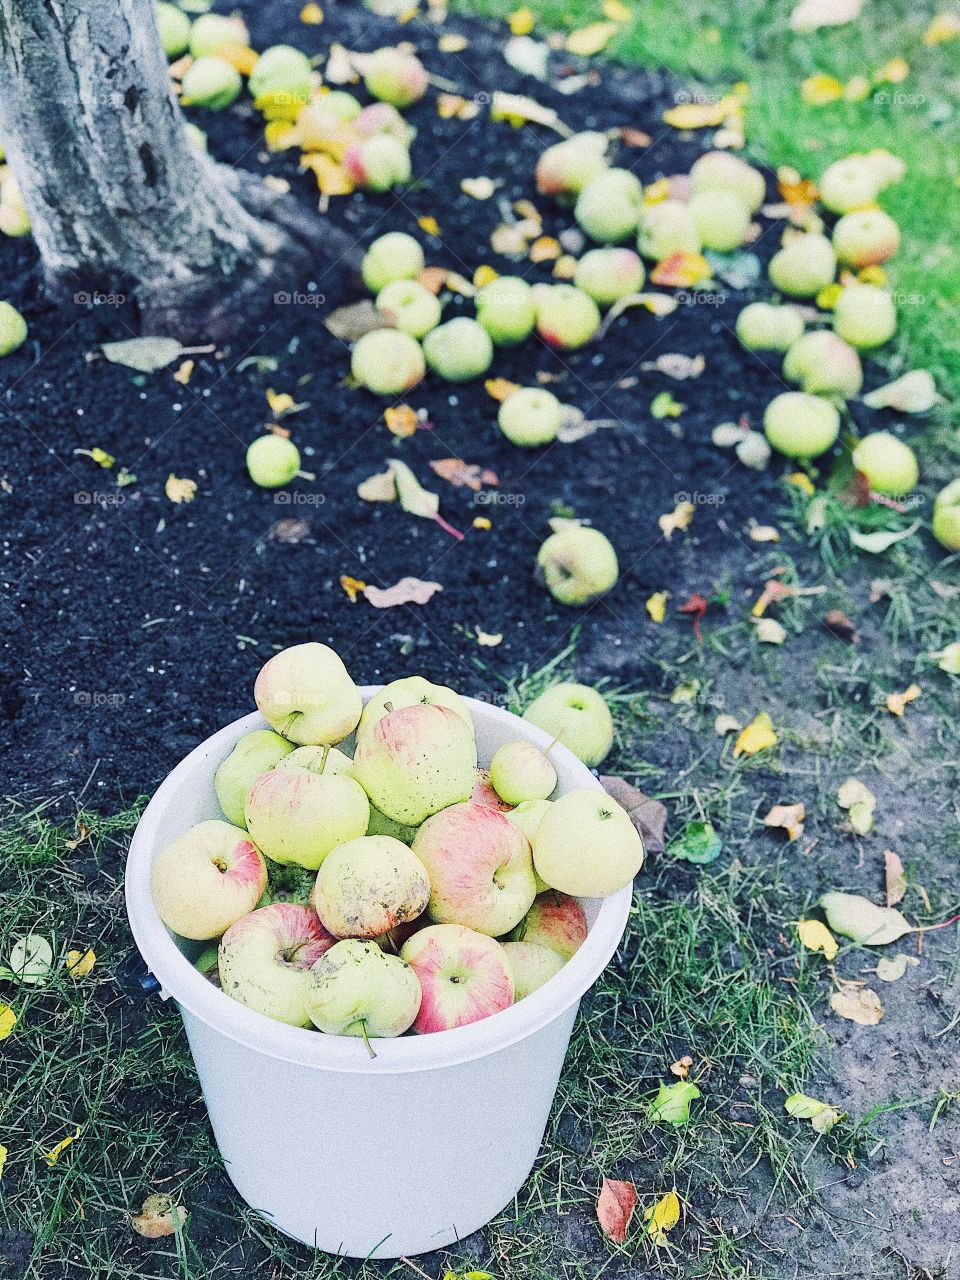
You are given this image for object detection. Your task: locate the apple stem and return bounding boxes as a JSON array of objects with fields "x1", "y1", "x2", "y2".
[
  {"x1": 358, "y1": 1019, "x2": 377, "y2": 1059},
  {"x1": 383, "y1": 701, "x2": 394, "y2": 713},
  {"x1": 318, "y1": 744, "x2": 330, "y2": 775},
  {"x1": 295, "y1": 469, "x2": 316, "y2": 481},
  {"x1": 543, "y1": 735, "x2": 562, "y2": 756}
]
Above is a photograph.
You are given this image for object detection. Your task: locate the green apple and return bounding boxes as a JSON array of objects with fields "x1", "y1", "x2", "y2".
[
  {"x1": 502, "y1": 941, "x2": 565, "y2": 1000},
  {"x1": 0, "y1": 301, "x2": 27, "y2": 356},
  {"x1": 768, "y1": 233, "x2": 836, "y2": 297},
  {"x1": 504, "y1": 798, "x2": 553, "y2": 848},
  {"x1": 254, "y1": 641, "x2": 363, "y2": 745},
  {"x1": 181, "y1": 56, "x2": 242, "y2": 109},
  {"x1": 189, "y1": 12, "x2": 248, "y2": 57},
  {"x1": 275, "y1": 745, "x2": 354, "y2": 776},
  {"x1": 245, "y1": 766, "x2": 370, "y2": 870},
  {"x1": 184, "y1": 122, "x2": 208, "y2": 153},
  {"x1": 246, "y1": 435, "x2": 300, "y2": 488},
  {"x1": 574, "y1": 168, "x2": 644, "y2": 243},
  {"x1": 343, "y1": 135, "x2": 411, "y2": 191},
  {"x1": 362, "y1": 231, "x2": 425, "y2": 293},
  {"x1": 852, "y1": 431, "x2": 919, "y2": 496},
  {"x1": 532, "y1": 788, "x2": 644, "y2": 897},
  {"x1": 818, "y1": 156, "x2": 881, "y2": 214},
  {"x1": 312, "y1": 835, "x2": 430, "y2": 939},
  {"x1": 363, "y1": 46, "x2": 428, "y2": 108},
  {"x1": 218, "y1": 902, "x2": 334, "y2": 1027},
  {"x1": 351, "y1": 328, "x2": 425, "y2": 395},
  {"x1": 688, "y1": 189, "x2": 751, "y2": 252},
  {"x1": 151, "y1": 820, "x2": 267, "y2": 939},
  {"x1": 0, "y1": 177, "x2": 30, "y2": 237},
  {"x1": 573, "y1": 248, "x2": 644, "y2": 305},
  {"x1": 536, "y1": 132, "x2": 609, "y2": 198},
  {"x1": 690, "y1": 150, "x2": 765, "y2": 213},
  {"x1": 306, "y1": 938, "x2": 422, "y2": 1043},
  {"x1": 833, "y1": 284, "x2": 896, "y2": 350},
  {"x1": 320, "y1": 89, "x2": 362, "y2": 121},
  {"x1": 352, "y1": 703, "x2": 477, "y2": 825},
  {"x1": 353, "y1": 102, "x2": 415, "y2": 144},
  {"x1": 357, "y1": 676, "x2": 473, "y2": 739},
  {"x1": 537, "y1": 525, "x2": 618, "y2": 605},
  {"x1": 533, "y1": 284, "x2": 601, "y2": 350},
  {"x1": 215, "y1": 729, "x2": 295, "y2": 826},
  {"x1": 155, "y1": 2, "x2": 191, "y2": 57},
  {"x1": 249, "y1": 45, "x2": 313, "y2": 117},
  {"x1": 932, "y1": 479, "x2": 960, "y2": 551},
  {"x1": 637, "y1": 200, "x2": 701, "y2": 261},
  {"x1": 489, "y1": 740, "x2": 557, "y2": 805},
  {"x1": 763, "y1": 392, "x2": 840, "y2": 459},
  {"x1": 782, "y1": 330, "x2": 863, "y2": 398},
  {"x1": 475, "y1": 276, "x2": 536, "y2": 345},
  {"x1": 423, "y1": 317, "x2": 493, "y2": 381},
  {"x1": 522, "y1": 682, "x2": 614, "y2": 767},
  {"x1": 512, "y1": 890, "x2": 587, "y2": 959},
  {"x1": 832, "y1": 209, "x2": 900, "y2": 268},
  {"x1": 736, "y1": 302, "x2": 805, "y2": 353},
  {"x1": 497, "y1": 387, "x2": 563, "y2": 447},
  {"x1": 376, "y1": 280, "x2": 441, "y2": 338}
]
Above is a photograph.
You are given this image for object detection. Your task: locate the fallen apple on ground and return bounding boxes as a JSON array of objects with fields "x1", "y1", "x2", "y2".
[
  {"x1": 833, "y1": 284, "x2": 897, "y2": 350},
  {"x1": 573, "y1": 248, "x2": 644, "y2": 306},
  {"x1": 155, "y1": 1, "x2": 191, "y2": 57},
  {"x1": 0, "y1": 301, "x2": 28, "y2": 356},
  {"x1": 932, "y1": 479, "x2": 960, "y2": 551},
  {"x1": 782, "y1": 330, "x2": 863, "y2": 399},
  {"x1": 533, "y1": 284, "x2": 601, "y2": 350},
  {"x1": 574, "y1": 168, "x2": 644, "y2": 243},
  {"x1": 637, "y1": 200, "x2": 701, "y2": 261},
  {"x1": 181, "y1": 55, "x2": 242, "y2": 109},
  {"x1": 522, "y1": 682, "x2": 614, "y2": 767},
  {"x1": 188, "y1": 12, "x2": 248, "y2": 58},
  {"x1": 763, "y1": 392, "x2": 841, "y2": 460},
  {"x1": 688, "y1": 189, "x2": 751, "y2": 252},
  {"x1": 246, "y1": 435, "x2": 301, "y2": 489},
  {"x1": 422, "y1": 316, "x2": 494, "y2": 381},
  {"x1": 690, "y1": 150, "x2": 765, "y2": 213},
  {"x1": 768, "y1": 233, "x2": 836, "y2": 297},
  {"x1": 537, "y1": 525, "x2": 618, "y2": 605},
  {"x1": 736, "y1": 302, "x2": 805, "y2": 353},
  {"x1": 363, "y1": 46, "x2": 428, "y2": 109},
  {"x1": 248, "y1": 45, "x2": 313, "y2": 115},
  {"x1": 475, "y1": 276, "x2": 536, "y2": 345},
  {"x1": 536, "y1": 131, "x2": 609, "y2": 198},
  {"x1": 497, "y1": 387, "x2": 563, "y2": 447},
  {"x1": 852, "y1": 431, "x2": 919, "y2": 496},
  {"x1": 376, "y1": 279, "x2": 442, "y2": 338},
  {"x1": 361, "y1": 231, "x2": 425, "y2": 293},
  {"x1": 351, "y1": 327, "x2": 425, "y2": 395},
  {"x1": 832, "y1": 209, "x2": 901, "y2": 267},
  {"x1": 344, "y1": 134, "x2": 411, "y2": 191}
]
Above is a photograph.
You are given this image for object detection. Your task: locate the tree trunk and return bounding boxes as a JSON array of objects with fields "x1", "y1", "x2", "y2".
[{"x1": 0, "y1": 0, "x2": 358, "y2": 337}]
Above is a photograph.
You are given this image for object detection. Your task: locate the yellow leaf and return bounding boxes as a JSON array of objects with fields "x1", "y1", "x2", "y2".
[
  {"x1": 646, "y1": 591, "x2": 669, "y2": 622},
  {"x1": 475, "y1": 627, "x2": 501, "y2": 644},
  {"x1": 165, "y1": 475, "x2": 196, "y2": 504},
  {"x1": 874, "y1": 57, "x2": 909, "y2": 84},
  {"x1": 529, "y1": 235, "x2": 561, "y2": 262},
  {"x1": 461, "y1": 176, "x2": 498, "y2": 201},
  {"x1": 658, "y1": 500, "x2": 694, "y2": 540},
  {"x1": 88, "y1": 447, "x2": 114, "y2": 468},
  {"x1": 0, "y1": 1144, "x2": 6, "y2": 1178},
  {"x1": 417, "y1": 216, "x2": 441, "y2": 237},
  {"x1": 299, "y1": 3, "x2": 324, "y2": 22},
  {"x1": 643, "y1": 1189, "x2": 681, "y2": 1246},
  {"x1": 553, "y1": 254, "x2": 577, "y2": 279},
  {"x1": 733, "y1": 711, "x2": 778, "y2": 758},
  {"x1": 473, "y1": 264, "x2": 498, "y2": 288},
  {"x1": 437, "y1": 93, "x2": 478, "y2": 121},
  {"x1": 264, "y1": 120, "x2": 299, "y2": 152},
  {"x1": 663, "y1": 100, "x2": 729, "y2": 129},
  {"x1": 800, "y1": 74, "x2": 844, "y2": 106},
  {"x1": 643, "y1": 177, "x2": 672, "y2": 206},
  {"x1": 218, "y1": 43, "x2": 259, "y2": 76},
  {"x1": 172, "y1": 359, "x2": 194, "y2": 386},
  {"x1": 384, "y1": 404, "x2": 418, "y2": 438},
  {"x1": 831, "y1": 984, "x2": 883, "y2": 1025},
  {"x1": 45, "y1": 1127, "x2": 81, "y2": 1167},
  {"x1": 0, "y1": 1005, "x2": 16, "y2": 1040},
  {"x1": 797, "y1": 918, "x2": 839, "y2": 960},
  {"x1": 886, "y1": 683, "x2": 921, "y2": 716},
  {"x1": 65, "y1": 949, "x2": 96, "y2": 979},
  {"x1": 923, "y1": 12, "x2": 960, "y2": 44},
  {"x1": 636, "y1": 292, "x2": 679, "y2": 316},
  {"x1": 650, "y1": 251, "x2": 712, "y2": 287},
  {"x1": 301, "y1": 153, "x2": 354, "y2": 196},
  {"x1": 265, "y1": 389, "x2": 305, "y2": 417},
  {"x1": 472, "y1": 517, "x2": 492, "y2": 531},
  {"x1": 786, "y1": 471, "x2": 815, "y2": 495},
  {"x1": 565, "y1": 22, "x2": 619, "y2": 56},
  {"x1": 507, "y1": 6, "x2": 534, "y2": 35},
  {"x1": 339, "y1": 575, "x2": 367, "y2": 602},
  {"x1": 485, "y1": 377, "x2": 520, "y2": 403},
  {"x1": 602, "y1": 0, "x2": 632, "y2": 19},
  {"x1": 858, "y1": 264, "x2": 887, "y2": 286},
  {"x1": 438, "y1": 33, "x2": 468, "y2": 52},
  {"x1": 764, "y1": 801, "x2": 805, "y2": 839},
  {"x1": 816, "y1": 281, "x2": 843, "y2": 310}
]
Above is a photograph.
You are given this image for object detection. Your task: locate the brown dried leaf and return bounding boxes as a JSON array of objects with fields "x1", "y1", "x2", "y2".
[
  {"x1": 267, "y1": 518, "x2": 311, "y2": 544},
  {"x1": 384, "y1": 405, "x2": 419, "y2": 439},
  {"x1": 363, "y1": 577, "x2": 443, "y2": 609},
  {"x1": 357, "y1": 469, "x2": 396, "y2": 502},
  {"x1": 830, "y1": 984, "x2": 883, "y2": 1025},
  {"x1": 884, "y1": 849, "x2": 907, "y2": 907},
  {"x1": 429, "y1": 458, "x2": 499, "y2": 491},
  {"x1": 641, "y1": 353, "x2": 705, "y2": 380},
  {"x1": 597, "y1": 1177, "x2": 637, "y2": 1244},
  {"x1": 886, "y1": 683, "x2": 921, "y2": 716},
  {"x1": 130, "y1": 1194, "x2": 187, "y2": 1239},
  {"x1": 599, "y1": 776, "x2": 667, "y2": 853},
  {"x1": 325, "y1": 300, "x2": 385, "y2": 342},
  {"x1": 824, "y1": 610, "x2": 859, "y2": 643},
  {"x1": 763, "y1": 802, "x2": 805, "y2": 840}
]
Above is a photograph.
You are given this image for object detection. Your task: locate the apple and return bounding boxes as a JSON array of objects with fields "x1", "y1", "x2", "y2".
[
  {"x1": 312, "y1": 835, "x2": 430, "y2": 939},
  {"x1": 833, "y1": 284, "x2": 896, "y2": 350},
  {"x1": 832, "y1": 209, "x2": 901, "y2": 267},
  {"x1": 413, "y1": 802, "x2": 536, "y2": 936},
  {"x1": 362, "y1": 230, "x2": 425, "y2": 293},
  {"x1": 184, "y1": 123, "x2": 208, "y2": 153},
  {"x1": 489, "y1": 740, "x2": 557, "y2": 805},
  {"x1": 497, "y1": 387, "x2": 563, "y2": 447},
  {"x1": 319, "y1": 90, "x2": 362, "y2": 121},
  {"x1": 353, "y1": 102, "x2": 415, "y2": 144},
  {"x1": 533, "y1": 788, "x2": 644, "y2": 897},
  {"x1": 863, "y1": 149, "x2": 906, "y2": 190},
  {"x1": 690, "y1": 150, "x2": 766, "y2": 213},
  {"x1": 768, "y1": 233, "x2": 836, "y2": 297},
  {"x1": 248, "y1": 45, "x2": 313, "y2": 117},
  {"x1": 151, "y1": 819, "x2": 267, "y2": 940},
  {"x1": 575, "y1": 168, "x2": 644, "y2": 243},
  {"x1": 763, "y1": 392, "x2": 840, "y2": 459},
  {"x1": 537, "y1": 525, "x2": 618, "y2": 605},
  {"x1": 522, "y1": 682, "x2": 614, "y2": 767},
  {"x1": 181, "y1": 56, "x2": 242, "y2": 110},
  {"x1": 188, "y1": 12, "x2": 248, "y2": 58},
  {"x1": 513, "y1": 890, "x2": 587, "y2": 960},
  {"x1": 155, "y1": 2, "x2": 191, "y2": 57},
  {"x1": 400, "y1": 924, "x2": 514, "y2": 1033},
  {"x1": 475, "y1": 276, "x2": 536, "y2": 346},
  {"x1": 255, "y1": 642, "x2": 362, "y2": 745},
  {"x1": 246, "y1": 766, "x2": 369, "y2": 870},
  {"x1": 573, "y1": 248, "x2": 644, "y2": 306},
  {"x1": 246, "y1": 435, "x2": 301, "y2": 488},
  {"x1": 343, "y1": 135, "x2": 411, "y2": 191},
  {"x1": 782, "y1": 330, "x2": 863, "y2": 398},
  {"x1": 376, "y1": 280, "x2": 441, "y2": 338},
  {"x1": 637, "y1": 200, "x2": 701, "y2": 261},
  {"x1": 218, "y1": 902, "x2": 335, "y2": 1027},
  {"x1": 295, "y1": 105, "x2": 356, "y2": 156},
  {"x1": 275, "y1": 744, "x2": 354, "y2": 776},
  {"x1": 351, "y1": 328, "x2": 425, "y2": 396},
  {"x1": 0, "y1": 177, "x2": 30, "y2": 237},
  {"x1": 423, "y1": 317, "x2": 494, "y2": 382},
  {"x1": 932, "y1": 479, "x2": 960, "y2": 551},
  {"x1": 357, "y1": 676, "x2": 473, "y2": 739},
  {"x1": 533, "y1": 284, "x2": 601, "y2": 350},
  {"x1": 471, "y1": 769, "x2": 512, "y2": 812},
  {"x1": 0, "y1": 302, "x2": 27, "y2": 356},
  {"x1": 536, "y1": 132, "x2": 609, "y2": 198},
  {"x1": 215, "y1": 729, "x2": 295, "y2": 827},
  {"x1": 504, "y1": 798, "x2": 552, "y2": 844},
  {"x1": 852, "y1": 431, "x2": 918, "y2": 496},
  {"x1": 307, "y1": 939, "x2": 422, "y2": 1046},
  {"x1": 688, "y1": 189, "x2": 752, "y2": 252},
  {"x1": 736, "y1": 302, "x2": 805, "y2": 353},
  {"x1": 352, "y1": 703, "x2": 477, "y2": 825},
  {"x1": 502, "y1": 942, "x2": 565, "y2": 1000},
  {"x1": 818, "y1": 156, "x2": 880, "y2": 214},
  {"x1": 364, "y1": 47, "x2": 428, "y2": 109}
]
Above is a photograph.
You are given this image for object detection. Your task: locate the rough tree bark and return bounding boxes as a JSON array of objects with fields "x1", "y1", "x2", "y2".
[{"x1": 0, "y1": 0, "x2": 358, "y2": 336}]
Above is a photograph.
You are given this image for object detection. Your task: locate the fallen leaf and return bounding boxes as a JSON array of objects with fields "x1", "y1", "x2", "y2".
[
  {"x1": 390, "y1": 460, "x2": 463, "y2": 539},
  {"x1": 384, "y1": 405, "x2": 419, "y2": 439},
  {"x1": 418, "y1": 215, "x2": 441, "y2": 237},
  {"x1": 363, "y1": 578, "x2": 443, "y2": 609},
  {"x1": 0, "y1": 1005, "x2": 16, "y2": 1040},
  {"x1": 0, "y1": 1144, "x2": 6, "y2": 1178},
  {"x1": 339, "y1": 575, "x2": 366, "y2": 602},
  {"x1": 490, "y1": 92, "x2": 572, "y2": 137},
  {"x1": 325, "y1": 300, "x2": 384, "y2": 342},
  {"x1": 755, "y1": 617, "x2": 786, "y2": 645},
  {"x1": 876, "y1": 952, "x2": 919, "y2": 982},
  {"x1": 65, "y1": 949, "x2": 96, "y2": 979},
  {"x1": 165, "y1": 475, "x2": 197, "y2": 504},
  {"x1": 172, "y1": 359, "x2": 194, "y2": 385},
  {"x1": 646, "y1": 591, "x2": 669, "y2": 622},
  {"x1": 850, "y1": 522, "x2": 919, "y2": 554},
  {"x1": 300, "y1": 3, "x2": 324, "y2": 22},
  {"x1": 357, "y1": 469, "x2": 396, "y2": 502},
  {"x1": 796, "y1": 918, "x2": 839, "y2": 961},
  {"x1": 8, "y1": 935, "x2": 53, "y2": 986},
  {"x1": 831, "y1": 984, "x2": 883, "y2": 1025},
  {"x1": 429, "y1": 459, "x2": 499, "y2": 492},
  {"x1": 932, "y1": 642, "x2": 960, "y2": 675},
  {"x1": 671, "y1": 820, "x2": 721, "y2": 865},
  {"x1": 820, "y1": 892, "x2": 912, "y2": 946},
  {"x1": 790, "y1": 0, "x2": 865, "y2": 33},
  {"x1": 597, "y1": 1177, "x2": 637, "y2": 1244},
  {"x1": 786, "y1": 471, "x2": 815, "y2": 496},
  {"x1": 875, "y1": 56, "x2": 909, "y2": 84},
  {"x1": 658, "y1": 500, "x2": 694, "y2": 540},
  {"x1": 45, "y1": 1127, "x2": 81, "y2": 1167},
  {"x1": 265, "y1": 388, "x2": 307, "y2": 418},
  {"x1": 924, "y1": 12, "x2": 960, "y2": 44},
  {"x1": 643, "y1": 1189, "x2": 681, "y2": 1246},
  {"x1": 461, "y1": 176, "x2": 498, "y2": 200},
  {"x1": 268, "y1": 518, "x2": 311, "y2": 544},
  {"x1": 751, "y1": 579, "x2": 794, "y2": 617},
  {"x1": 643, "y1": 353, "x2": 705, "y2": 380},
  {"x1": 749, "y1": 524, "x2": 780, "y2": 543},
  {"x1": 784, "y1": 1093, "x2": 843, "y2": 1132},
  {"x1": 651, "y1": 390, "x2": 684, "y2": 419},
  {"x1": 733, "y1": 712, "x2": 777, "y2": 758},
  {"x1": 886, "y1": 683, "x2": 921, "y2": 717},
  {"x1": 101, "y1": 336, "x2": 184, "y2": 372},
  {"x1": 507, "y1": 6, "x2": 535, "y2": 35},
  {"x1": 670, "y1": 1055, "x2": 693, "y2": 1079},
  {"x1": 503, "y1": 35, "x2": 549, "y2": 80},
  {"x1": 436, "y1": 93, "x2": 479, "y2": 121},
  {"x1": 529, "y1": 235, "x2": 561, "y2": 262},
  {"x1": 475, "y1": 629, "x2": 502, "y2": 647},
  {"x1": 438, "y1": 33, "x2": 468, "y2": 52},
  {"x1": 714, "y1": 713, "x2": 741, "y2": 736},
  {"x1": 599, "y1": 776, "x2": 668, "y2": 852},
  {"x1": 650, "y1": 251, "x2": 712, "y2": 287},
  {"x1": 863, "y1": 369, "x2": 940, "y2": 413},
  {"x1": 764, "y1": 802, "x2": 805, "y2": 840},
  {"x1": 801, "y1": 73, "x2": 845, "y2": 105},
  {"x1": 883, "y1": 849, "x2": 907, "y2": 907},
  {"x1": 648, "y1": 1080, "x2": 701, "y2": 1125},
  {"x1": 484, "y1": 377, "x2": 521, "y2": 403},
  {"x1": 663, "y1": 98, "x2": 734, "y2": 128},
  {"x1": 130, "y1": 1193, "x2": 188, "y2": 1238},
  {"x1": 824, "y1": 610, "x2": 859, "y2": 643},
  {"x1": 566, "y1": 21, "x2": 620, "y2": 56},
  {"x1": 678, "y1": 592, "x2": 708, "y2": 640}
]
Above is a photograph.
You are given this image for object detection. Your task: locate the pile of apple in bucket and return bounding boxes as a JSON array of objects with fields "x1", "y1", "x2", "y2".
[{"x1": 151, "y1": 644, "x2": 643, "y2": 1051}]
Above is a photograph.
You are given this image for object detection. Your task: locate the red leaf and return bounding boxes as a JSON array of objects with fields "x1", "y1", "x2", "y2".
[
  {"x1": 678, "y1": 592, "x2": 708, "y2": 640},
  {"x1": 597, "y1": 1177, "x2": 637, "y2": 1244}
]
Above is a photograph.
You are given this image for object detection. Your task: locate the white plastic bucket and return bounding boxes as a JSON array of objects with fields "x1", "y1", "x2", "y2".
[{"x1": 125, "y1": 690, "x2": 632, "y2": 1258}]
